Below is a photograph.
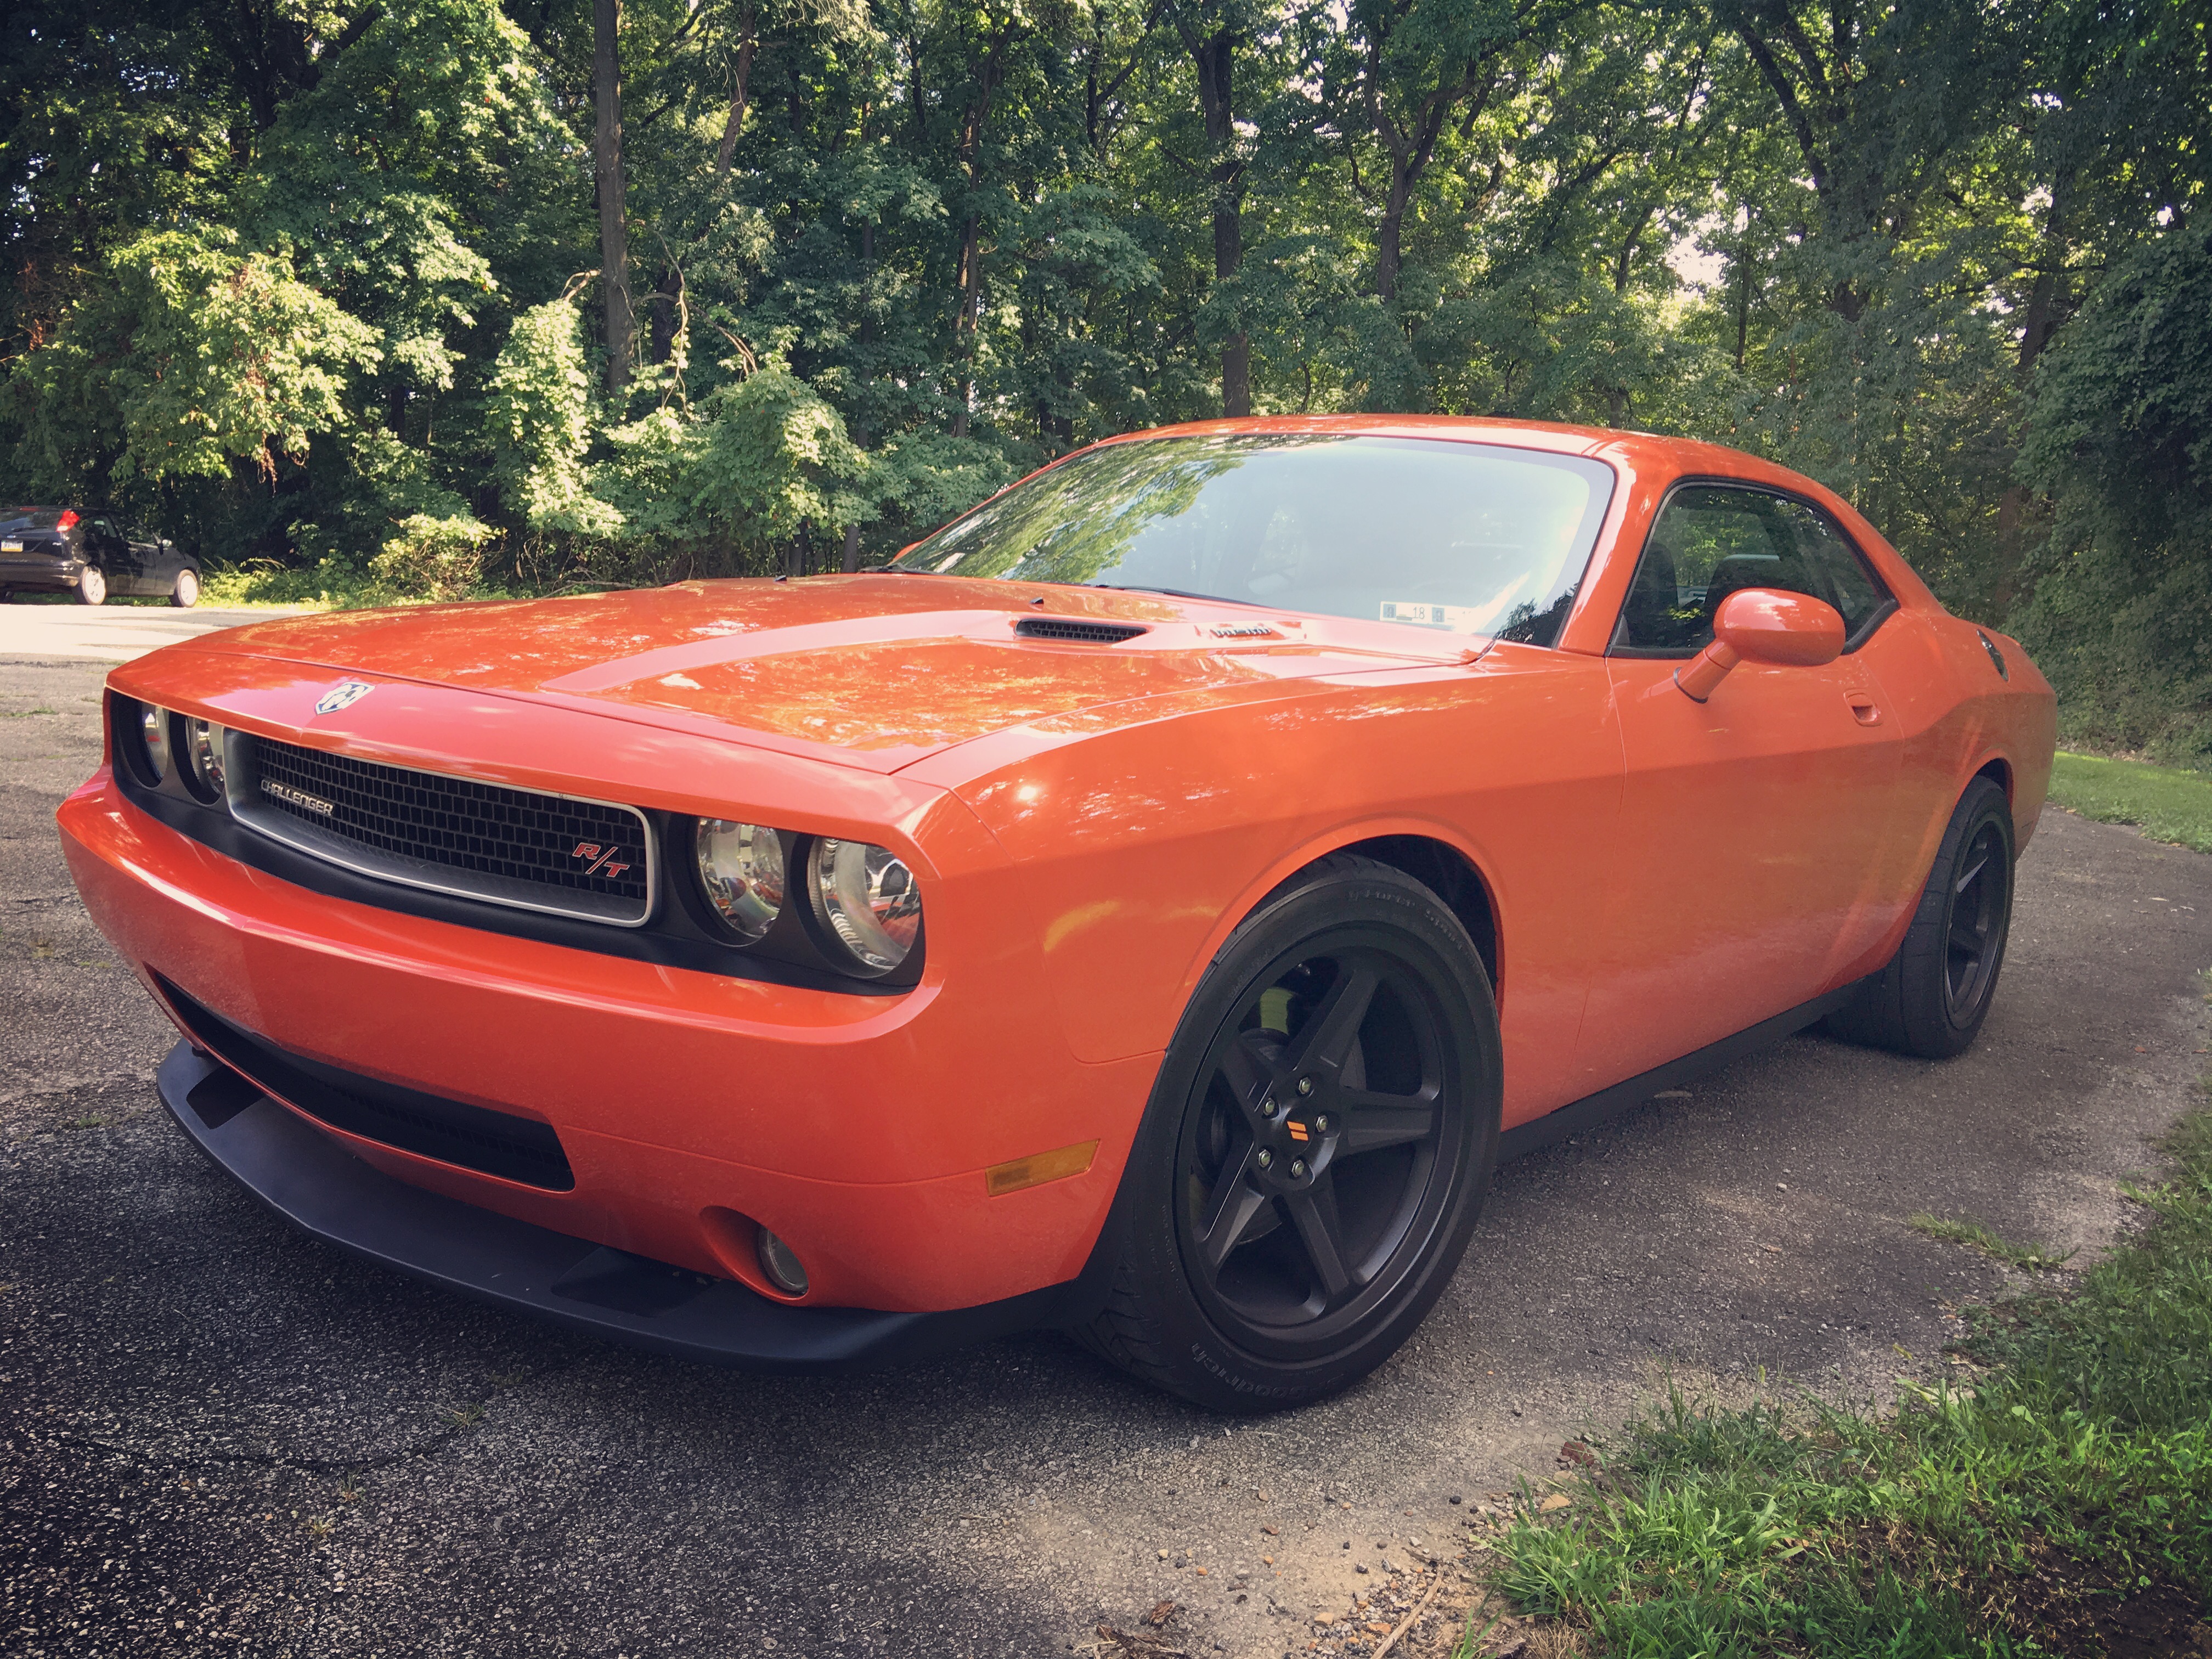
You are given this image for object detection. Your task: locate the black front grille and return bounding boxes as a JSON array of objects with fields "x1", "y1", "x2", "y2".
[
  {"x1": 1015, "y1": 617, "x2": 1148, "y2": 644},
  {"x1": 155, "y1": 975, "x2": 576, "y2": 1190},
  {"x1": 243, "y1": 737, "x2": 651, "y2": 923}
]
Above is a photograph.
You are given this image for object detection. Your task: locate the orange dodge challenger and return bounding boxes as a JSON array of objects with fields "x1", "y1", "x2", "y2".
[{"x1": 60, "y1": 417, "x2": 2055, "y2": 1410}]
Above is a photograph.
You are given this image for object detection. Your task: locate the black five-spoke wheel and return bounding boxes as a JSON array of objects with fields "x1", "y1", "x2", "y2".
[
  {"x1": 1826, "y1": 774, "x2": 2015, "y2": 1059},
  {"x1": 1942, "y1": 819, "x2": 2007, "y2": 1024},
  {"x1": 1181, "y1": 944, "x2": 1453, "y2": 1348},
  {"x1": 1075, "y1": 855, "x2": 1500, "y2": 1410}
]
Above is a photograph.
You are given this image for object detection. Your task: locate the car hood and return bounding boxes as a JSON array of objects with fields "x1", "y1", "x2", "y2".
[{"x1": 190, "y1": 575, "x2": 1474, "y2": 773}]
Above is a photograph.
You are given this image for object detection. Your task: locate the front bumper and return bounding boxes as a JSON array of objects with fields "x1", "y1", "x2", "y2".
[
  {"x1": 156, "y1": 1041, "x2": 1075, "y2": 1370},
  {"x1": 60, "y1": 760, "x2": 1155, "y2": 1317}
]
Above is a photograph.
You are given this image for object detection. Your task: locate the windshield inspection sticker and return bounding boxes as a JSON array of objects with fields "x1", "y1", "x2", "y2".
[{"x1": 1380, "y1": 600, "x2": 1486, "y2": 631}]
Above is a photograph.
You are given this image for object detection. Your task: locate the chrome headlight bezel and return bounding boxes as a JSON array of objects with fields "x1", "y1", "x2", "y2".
[
  {"x1": 692, "y1": 819, "x2": 787, "y2": 944},
  {"x1": 181, "y1": 717, "x2": 227, "y2": 804},
  {"x1": 119, "y1": 698, "x2": 172, "y2": 787},
  {"x1": 805, "y1": 837, "x2": 923, "y2": 978}
]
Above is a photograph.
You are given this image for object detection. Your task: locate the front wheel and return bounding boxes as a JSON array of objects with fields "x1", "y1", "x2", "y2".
[
  {"x1": 1826, "y1": 776, "x2": 2015, "y2": 1058},
  {"x1": 1075, "y1": 855, "x2": 1500, "y2": 1412},
  {"x1": 169, "y1": 567, "x2": 200, "y2": 608},
  {"x1": 74, "y1": 565, "x2": 107, "y2": 606}
]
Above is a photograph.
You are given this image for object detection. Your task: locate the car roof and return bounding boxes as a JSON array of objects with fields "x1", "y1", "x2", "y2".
[{"x1": 1103, "y1": 415, "x2": 1826, "y2": 493}]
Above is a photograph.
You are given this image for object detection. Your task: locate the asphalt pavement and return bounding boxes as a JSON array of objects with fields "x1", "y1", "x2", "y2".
[
  {"x1": 0, "y1": 598, "x2": 300, "y2": 663},
  {"x1": 4, "y1": 647, "x2": 2209, "y2": 1659}
]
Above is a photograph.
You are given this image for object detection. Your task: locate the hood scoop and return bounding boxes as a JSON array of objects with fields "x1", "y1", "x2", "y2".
[{"x1": 1015, "y1": 617, "x2": 1150, "y2": 645}]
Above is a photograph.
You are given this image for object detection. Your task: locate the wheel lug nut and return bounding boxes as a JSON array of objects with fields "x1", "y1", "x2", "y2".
[
  {"x1": 1259, "y1": 1094, "x2": 1277, "y2": 1118},
  {"x1": 1296, "y1": 1077, "x2": 1314, "y2": 1097},
  {"x1": 1290, "y1": 1158, "x2": 1308, "y2": 1179},
  {"x1": 1256, "y1": 1148, "x2": 1273, "y2": 1170},
  {"x1": 1314, "y1": 1114, "x2": 1330, "y2": 1132}
]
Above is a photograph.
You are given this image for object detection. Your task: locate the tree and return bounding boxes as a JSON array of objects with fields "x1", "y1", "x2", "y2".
[{"x1": 595, "y1": 0, "x2": 636, "y2": 394}]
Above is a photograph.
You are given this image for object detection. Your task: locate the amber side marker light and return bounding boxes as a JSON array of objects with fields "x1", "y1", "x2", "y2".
[{"x1": 984, "y1": 1139, "x2": 1099, "y2": 1198}]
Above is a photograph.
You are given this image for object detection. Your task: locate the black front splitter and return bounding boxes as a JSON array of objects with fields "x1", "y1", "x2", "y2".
[{"x1": 155, "y1": 1040, "x2": 1074, "y2": 1374}]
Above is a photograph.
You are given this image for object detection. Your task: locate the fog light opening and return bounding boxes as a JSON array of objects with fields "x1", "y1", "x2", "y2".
[{"x1": 756, "y1": 1227, "x2": 809, "y2": 1297}]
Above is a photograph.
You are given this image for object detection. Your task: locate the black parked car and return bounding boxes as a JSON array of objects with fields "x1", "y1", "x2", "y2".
[{"x1": 0, "y1": 508, "x2": 200, "y2": 607}]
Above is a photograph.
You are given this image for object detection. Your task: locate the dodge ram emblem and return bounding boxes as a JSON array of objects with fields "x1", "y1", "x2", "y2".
[{"x1": 314, "y1": 680, "x2": 375, "y2": 715}]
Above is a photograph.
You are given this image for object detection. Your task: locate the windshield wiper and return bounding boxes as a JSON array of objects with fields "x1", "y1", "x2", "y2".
[{"x1": 1084, "y1": 582, "x2": 1240, "y2": 605}]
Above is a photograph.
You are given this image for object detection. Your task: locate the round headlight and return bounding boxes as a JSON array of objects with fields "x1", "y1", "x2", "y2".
[
  {"x1": 809, "y1": 838, "x2": 921, "y2": 975},
  {"x1": 695, "y1": 820, "x2": 785, "y2": 943},
  {"x1": 134, "y1": 702, "x2": 170, "y2": 783},
  {"x1": 184, "y1": 718, "x2": 225, "y2": 799}
]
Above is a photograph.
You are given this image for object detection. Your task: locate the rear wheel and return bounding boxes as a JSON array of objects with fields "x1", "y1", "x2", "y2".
[
  {"x1": 74, "y1": 565, "x2": 106, "y2": 606},
  {"x1": 170, "y1": 567, "x2": 200, "y2": 608},
  {"x1": 1826, "y1": 776, "x2": 2015, "y2": 1058},
  {"x1": 1075, "y1": 856, "x2": 1499, "y2": 1411}
]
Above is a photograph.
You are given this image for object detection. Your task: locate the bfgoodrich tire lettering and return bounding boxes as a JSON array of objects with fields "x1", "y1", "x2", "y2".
[
  {"x1": 1074, "y1": 854, "x2": 1500, "y2": 1412},
  {"x1": 1826, "y1": 775, "x2": 2015, "y2": 1059}
]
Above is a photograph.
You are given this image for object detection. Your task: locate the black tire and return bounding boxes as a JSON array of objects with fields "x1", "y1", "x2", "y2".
[
  {"x1": 1825, "y1": 776, "x2": 2015, "y2": 1059},
  {"x1": 170, "y1": 566, "x2": 200, "y2": 608},
  {"x1": 1074, "y1": 855, "x2": 1501, "y2": 1412},
  {"x1": 74, "y1": 565, "x2": 107, "y2": 606}
]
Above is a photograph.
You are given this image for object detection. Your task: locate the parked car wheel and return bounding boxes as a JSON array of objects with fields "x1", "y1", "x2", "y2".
[
  {"x1": 74, "y1": 566, "x2": 107, "y2": 606},
  {"x1": 170, "y1": 567, "x2": 200, "y2": 608},
  {"x1": 1826, "y1": 776, "x2": 2015, "y2": 1059},
  {"x1": 1075, "y1": 855, "x2": 1500, "y2": 1411}
]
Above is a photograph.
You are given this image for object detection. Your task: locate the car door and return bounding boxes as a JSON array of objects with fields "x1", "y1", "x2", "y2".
[
  {"x1": 84, "y1": 516, "x2": 140, "y2": 590},
  {"x1": 1566, "y1": 482, "x2": 1905, "y2": 1096},
  {"x1": 124, "y1": 524, "x2": 169, "y2": 593}
]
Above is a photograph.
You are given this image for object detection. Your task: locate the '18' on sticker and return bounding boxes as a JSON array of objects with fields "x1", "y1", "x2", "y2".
[{"x1": 1380, "y1": 600, "x2": 1483, "y2": 631}]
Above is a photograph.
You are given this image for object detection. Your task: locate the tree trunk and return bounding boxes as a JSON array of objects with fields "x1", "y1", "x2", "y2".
[
  {"x1": 949, "y1": 48, "x2": 1007, "y2": 441},
  {"x1": 712, "y1": 7, "x2": 758, "y2": 176},
  {"x1": 951, "y1": 212, "x2": 981, "y2": 438},
  {"x1": 842, "y1": 523, "x2": 862, "y2": 572},
  {"x1": 594, "y1": 0, "x2": 633, "y2": 396},
  {"x1": 649, "y1": 260, "x2": 684, "y2": 365},
  {"x1": 1188, "y1": 26, "x2": 1249, "y2": 416},
  {"x1": 1734, "y1": 223, "x2": 1753, "y2": 373},
  {"x1": 1988, "y1": 179, "x2": 2073, "y2": 617},
  {"x1": 1375, "y1": 163, "x2": 1413, "y2": 304}
]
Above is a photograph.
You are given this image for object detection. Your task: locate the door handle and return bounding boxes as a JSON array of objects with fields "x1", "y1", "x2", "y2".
[{"x1": 1844, "y1": 691, "x2": 1882, "y2": 726}]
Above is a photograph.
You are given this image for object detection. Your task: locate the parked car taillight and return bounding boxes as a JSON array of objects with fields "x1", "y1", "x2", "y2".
[{"x1": 54, "y1": 509, "x2": 78, "y2": 530}]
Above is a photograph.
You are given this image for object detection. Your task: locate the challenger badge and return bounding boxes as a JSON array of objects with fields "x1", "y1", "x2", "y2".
[
  {"x1": 262, "y1": 778, "x2": 336, "y2": 816},
  {"x1": 314, "y1": 680, "x2": 375, "y2": 715}
]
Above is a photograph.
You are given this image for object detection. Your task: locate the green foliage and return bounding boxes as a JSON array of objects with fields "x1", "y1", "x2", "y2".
[
  {"x1": 2018, "y1": 229, "x2": 2212, "y2": 763},
  {"x1": 1908, "y1": 1213, "x2": 2078, "y2": 1273},
  {"x1": 5, "y1": 227, "x2": 379, "y2": 492},
  {"x1": 1487, "y1": 1107, "x2": 2212, "y2": 1655},
  {"x1": 0, "y1": 0, "x2": 2200, "y2": 747},
  {"x1": 2045, "y1": 750, "x2": 2212, "y2": 854},
  {"x1": 687, "y1": 367, "x2": 870, "y2": 544},
  {"x1": 486, "y1": 298, "x2": 622, "y2": 534},
  {"x1": 368, "y1": 510, "x2": 498, "y2": 600}
]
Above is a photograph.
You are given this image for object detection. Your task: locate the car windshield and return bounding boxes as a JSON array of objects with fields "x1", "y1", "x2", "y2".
[
  {"x1": 0, "y1": 509, "x2": 66, "y2": 531},
  {"x1": 892, "y1": 433, "x2": 1617, "y2": 645}
]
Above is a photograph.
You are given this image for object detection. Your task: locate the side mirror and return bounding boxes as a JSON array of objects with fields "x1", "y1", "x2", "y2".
[{"x1": 1674, "y1": 589, "x2": 1846, "y2": 703}]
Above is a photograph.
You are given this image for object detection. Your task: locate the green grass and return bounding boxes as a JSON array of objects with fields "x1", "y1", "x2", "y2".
[
  {"x1": 1908, "y1": 1214, "x2": 2078, "y2": 1273},
  {"x1": 2046, "y1": 751, "x2": 2212, "y2": 854},
  {"x1": 1486, "y1": 1106, "x2": 2212, "y2": 1656}
]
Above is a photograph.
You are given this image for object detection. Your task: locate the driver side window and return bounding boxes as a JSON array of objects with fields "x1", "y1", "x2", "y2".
[{"x1": 1610, "y1": 484, "x2": 1891, "y2": 657}]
